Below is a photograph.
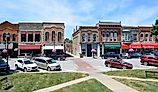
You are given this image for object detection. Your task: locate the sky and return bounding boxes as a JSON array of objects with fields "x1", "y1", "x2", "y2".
[{"x1": 0, "y1": 0, "x2": 158, "y2": 39}]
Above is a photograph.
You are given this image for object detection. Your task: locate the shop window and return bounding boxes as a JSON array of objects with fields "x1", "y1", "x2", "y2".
[
  {"x1": 35, "y1": 34, "x2": 40, "y2": 42},
  {"x1": 21, "y1": 34, "x2": 26, "y2": 42},
  {"x1": 52, "y1": 31, "x2": 55, "y2": 41},
  {"x1": 58, "y1": 32, "x2": 62, "y2": 42},
  {"x1": 12, "y1": 34, "x2": 16, "y2": 41},
  {"x1": 45, "y1": 32, "x2": 49, "y2": 42},
  {"x1": 28, "y1": 34, "x2": 33, "y2": 42}
]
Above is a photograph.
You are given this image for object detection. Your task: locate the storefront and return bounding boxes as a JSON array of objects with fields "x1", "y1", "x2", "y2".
[
  {"x1": 103, "y1": 43, "x2": 121, "y2": 54},
  {"x1": 42, "y1": 46, "x2": 64, "y2": 55},
  {"x1": 18, "y1": 44, "x2": 41, "y2": 55}
]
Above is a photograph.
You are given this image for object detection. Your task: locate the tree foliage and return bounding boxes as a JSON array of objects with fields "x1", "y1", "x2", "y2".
[
  {"x1": 64, "y1": 38, "x2": 72, "y2": 43},
  {"x1": 151, "y1": 19, "x2": 158, "y2": 35}
]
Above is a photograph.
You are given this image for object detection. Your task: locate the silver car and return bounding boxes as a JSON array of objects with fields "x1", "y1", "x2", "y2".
[{"x1": 33, "y1": 57, "x2": 61, "y2": 71}]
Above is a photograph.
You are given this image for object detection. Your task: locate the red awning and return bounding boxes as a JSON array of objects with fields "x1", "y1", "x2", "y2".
[
  {"x1": 121, "y1": 44, "x2": 130, "y2": 49},
  {"x1": 130, "y1": 44, "x2": 141, "y2": 49},
  {"x1": 142, "y1": 44, "x2": 155, "y2": 48},
  {"x1": 19, "y1": 45, "x2": 41, "y2": 50}
]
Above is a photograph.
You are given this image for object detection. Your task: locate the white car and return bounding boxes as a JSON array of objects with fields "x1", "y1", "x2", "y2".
[
  {"x1": 33, "y1": 57, "x2": 61, "y2": 71},
  {"x1": 15, "y1": 58, "x2": 38, "y2": 72}
]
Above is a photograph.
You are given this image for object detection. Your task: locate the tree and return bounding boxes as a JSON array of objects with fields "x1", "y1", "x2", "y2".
[
  {"x1": 64, "y1": 38, "x2": 72, "y2": 43},
  {"x1": 151, "y1": 19, "x2": 158, "y2": 35}
]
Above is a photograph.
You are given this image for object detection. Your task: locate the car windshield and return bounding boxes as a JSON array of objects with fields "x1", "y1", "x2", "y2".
[
  {"x1": 24, "y1": 60, "x2": 33, "y2": 64},
  {"x1": 47, "y1": 59, "x2": 56, "y2": 64},
  {"x1": 0, "y1": 60, "x2": 6, "y2": 64},
  {"x1": 119, "y1": 59, "x2": 126, "y2": 63}
]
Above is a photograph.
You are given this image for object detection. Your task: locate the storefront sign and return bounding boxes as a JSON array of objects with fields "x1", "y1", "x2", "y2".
[
  {"x1": 104, "y1": 43, "x2": 121, "y2": 49},
  {"x1": 0, "y1": 43, "x2": 13, "y2": 49}
]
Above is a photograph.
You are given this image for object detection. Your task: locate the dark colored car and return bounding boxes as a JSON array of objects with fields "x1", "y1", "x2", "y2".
[
  {"x1": 140, "y1": 55, "x2": 158, "y2": 66},
  {"x1": 47, "y1": 53, "x2": 66, "y2": 61},
  {"x1": 101, "y1": 52, "x2": 121, "y2": 59},
  {"x1": 104, "y1": 59, "x2": 133, "y2": 69},
  {"x1": 129, "y1": 53, "x2": 142, "y2": 58},
  {"x1": 0, "y1": 58, "x2": 10, "y2": 73}
]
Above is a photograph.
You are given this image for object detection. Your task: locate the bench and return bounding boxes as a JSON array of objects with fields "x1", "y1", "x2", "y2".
[{"x1": 145, "y1": 70, "x2": 158, "y2": 78}]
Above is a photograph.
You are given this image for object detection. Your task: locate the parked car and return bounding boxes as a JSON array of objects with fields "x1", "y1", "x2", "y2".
[
  {"x1": 140, "y1": 55, "x2": 158, "y2": 66},
  {"x1": 47, "y1": 53, "x2": 66, "y2": 61},
  {"x1": 18, "y1": 53, "x2": 32, "y2": 59},
  {"x1": 101, "y1": 52, "x2": 121, "y2": 59},
  {"x1": 0, "y1": 58, "x2": 10, "y2": 73},
  {"x1": 129, "y1": 53, "x2": 142, "y2": 58},
  {"x1": 33, "y1": 57, "x2": 61, "y2": 71},
  {"x1": 121, "y1": 53, "x2": 129, "y2": 59},
  {"x1": 15, "y1": 58, "x2": 38, "y2": 72},
  {"x1": 104, "y1": 59, "x2": 133, "y2": 69}
]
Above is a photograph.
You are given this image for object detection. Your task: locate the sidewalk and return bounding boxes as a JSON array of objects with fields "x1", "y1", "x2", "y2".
[{"x1": 34, "y1": 76, "x2": 92, "y2": 92}]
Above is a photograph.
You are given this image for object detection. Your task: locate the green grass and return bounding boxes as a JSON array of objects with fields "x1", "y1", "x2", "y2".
[
  {"x1": 104, "y1": 69, "x2": 158, "y2": 79},
  {"x1": 0, "y1": 72, "x2": 88, "y2": 92},
  {"x1": 53, "y1": 79, "x2": 112, "y2": 92},
  {"x1": 114, "y1": 78, "x2": 158, "y2": 92}
]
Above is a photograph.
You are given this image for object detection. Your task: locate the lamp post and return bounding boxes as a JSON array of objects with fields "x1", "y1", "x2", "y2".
[{"x1": 4, "y1": 33, "x2": 10, "y2": 71}]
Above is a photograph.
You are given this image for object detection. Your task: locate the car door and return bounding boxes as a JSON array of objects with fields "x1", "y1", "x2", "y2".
[
  {"x1": 148, "y1": 57, "x2": 155, "y2": 64},
  {"x1": 40, "y1": 60, "x2": 47, "y2": 69},
  {"x1": 35, "y1": 59, "x2": 43, "y2": 68},
  {"x1": 17, "y1": 60, "x2": 23, "y2": 69},
  {"x1": 153, "y1": 58, "x2": 158, "y2": 65},
  {"x1": 111, "y1": 59, "x2": 121, "y2": 68}
]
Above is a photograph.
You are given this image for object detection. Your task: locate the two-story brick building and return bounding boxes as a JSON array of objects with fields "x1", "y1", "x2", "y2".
[{"x1": 0, "y1": 21, "x2": 19, "y2": 57}]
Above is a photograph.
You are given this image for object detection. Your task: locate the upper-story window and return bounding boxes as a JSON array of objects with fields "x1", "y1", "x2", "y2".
[
  {"x1": 21, "y1": 33, "x2": 26, "y2": 42},
  {"x1": 82, "y1": 34, "x2": 85, "y2": 42},
  {"x1": 145, "y1": 33, "x2": 148, "y2": 41},
  {"x1": 132, "y1": 34, "x2": 138, "y2": 42},
  {"x1": 88, "y1": 33, "x2": 91, "y2": 42},
  {"x1": 110, "y1": 32, "x2": 113, "y2": 41},
  {"x1": 149, "y1": 34, "x2": 153, "y2": 41},
  {"x1": 35, "y1": 32, "x2": 40, "y2": 42},
  {"x1": 93, "y1": 34, "x2": 97, "y2": 42},
  {"x1": 28, "y1": 32, "x2": 33, "y2": 42},
  {"x1": 45, "y1": 32, "x2": 49, "y2": 42},
  {"x1": 52, "y1": 31, "x2": 55, "y2": 41},
  {"x1": 3, "y1": 33, "x2": 6, "y2": 41},
  {"x1": 12, "y1": 34, "x2": 16, "y2": 41},
  {"x1": 102, "y1": 31, "x2": 105, "y2": 37},
  {"x1": 58, "y1": 32, "x2": 62, "y2": 42},
  {"x1": 140, "y1": 33, "x2": 144, "y2": 41},
  {"x1": 113, "y1": 32, "x2": 117, "y2": 41}
]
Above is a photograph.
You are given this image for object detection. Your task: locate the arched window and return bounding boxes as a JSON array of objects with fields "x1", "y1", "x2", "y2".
[
  {"x1": 12, "y1": 34, "x2": 16, "y2": 41},
  {"x1": 52, "y1": 31, "x2": 55, "y2": 41},
  {"x1": 58, "y1": 32, "x2": 62, "y2": 42},
  {"x1": 3, "y1": 33, "x2": 6, "y2": 41},
  {"x1": 82, "y1": 34, "x2": 85, "y2": 42},
  {"x1": 93, "y1": 34, "x2": 97, "y2": 42},
  {"x1": 45, "y1": 32, "x2": 49, "y2": 42},
  {"x1": 88, "y1": 33, "x2": 91, "y2": 42}
]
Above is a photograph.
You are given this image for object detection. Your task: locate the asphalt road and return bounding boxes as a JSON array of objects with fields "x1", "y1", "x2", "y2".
[{"x1": 8, "y1": 57, "x2": 157, "y2": 73}]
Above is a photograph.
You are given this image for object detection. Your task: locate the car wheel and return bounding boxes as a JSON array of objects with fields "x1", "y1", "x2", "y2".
[
  {"x1": 15, "y1": 65, "x2": 18, "y2": 70},
  {"x1": 47, "y1": 67, "x2": 51, "y2": 71},
  {"x1": 144, "y1": 62, "x2": 148, "y2": 66},
  {"x1": 123, "y1": 66, "x2": 127, "y2": 69},
  {"x1": 107, "y1": 64, "x2": 111, "y2": 68},
  {"x1": 24, "y1": 68, "x2": 27, "y2": 72}
]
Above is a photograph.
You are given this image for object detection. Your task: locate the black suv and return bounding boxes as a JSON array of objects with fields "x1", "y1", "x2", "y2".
[
  {"x1": 47, "y1": 53, "x2": 66, "y2": 61},
  {"x1": 0, "y1": 58, "x2": 10, "y2": 73},
  {"x1": 101, "y1": 52, "x2": 121, "y2": 59}
]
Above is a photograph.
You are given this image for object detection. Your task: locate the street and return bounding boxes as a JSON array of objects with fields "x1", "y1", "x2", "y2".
[{"x1": 7, "y1": 57, "x2": 157, "y2": 73}]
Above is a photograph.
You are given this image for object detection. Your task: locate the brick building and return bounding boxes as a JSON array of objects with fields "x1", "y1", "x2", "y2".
[
  {"x1": 0, "y1": 21, "x2": 19, "y2": 57},
  {"x1": 42, "y1": 23, "x2": 65, "y2": 55},
  {"x1": 18, "y1": 23, "x2": 43, "y2": 55}
]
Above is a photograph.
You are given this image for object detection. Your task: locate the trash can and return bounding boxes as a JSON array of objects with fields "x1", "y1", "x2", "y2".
[{"x1": 80, "y1": 53, "x2": 83, "y2": 58}]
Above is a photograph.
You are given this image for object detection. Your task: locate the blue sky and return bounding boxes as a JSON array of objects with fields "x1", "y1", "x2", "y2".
[{"x1": 0, "y1": 0, "x2": 158, "y2": 39}]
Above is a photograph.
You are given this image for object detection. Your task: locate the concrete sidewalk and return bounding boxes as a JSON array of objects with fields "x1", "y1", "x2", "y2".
[
  {"x1": 90, "y1": 73, "x2": 139, "y2": 92},
  {"x1": 34, "y1": 76, "x2": 92, "y2": 92}
]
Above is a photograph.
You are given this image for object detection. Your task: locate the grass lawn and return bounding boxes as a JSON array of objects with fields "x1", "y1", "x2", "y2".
[
  {"x1": 54, "y1": 79, "x2": 112, "y2": 92},
  {"x1": 114, "y1": 78, "x2": 158, "y2": 92},
  {"x1": 104, "y1": 69, "x2": 158, "y2": 79},
  {"x1": 0, "y1": 72, "x2": 88, "y2": 92}
]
